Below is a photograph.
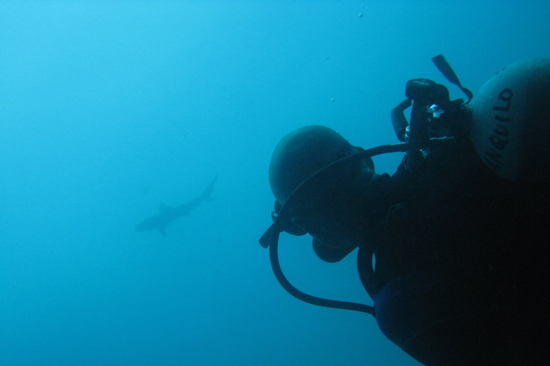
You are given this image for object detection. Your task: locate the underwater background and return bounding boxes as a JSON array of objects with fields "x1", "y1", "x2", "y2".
[{"x1": 1, "y1": 1, "x2": 549, "y2": 365}]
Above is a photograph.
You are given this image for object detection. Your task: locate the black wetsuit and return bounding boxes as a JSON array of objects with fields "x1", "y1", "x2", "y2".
[{"x1": 356, "y1": 139, "x2": 550, "y2": 365}]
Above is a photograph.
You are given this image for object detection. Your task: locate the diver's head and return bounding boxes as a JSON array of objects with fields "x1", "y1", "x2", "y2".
[
  {"x1": 267, "y1": 125, "x2": 378, "y2": 249},
  {"x1": 269, "y1": 125, "x2": 363, "y2": 205}
]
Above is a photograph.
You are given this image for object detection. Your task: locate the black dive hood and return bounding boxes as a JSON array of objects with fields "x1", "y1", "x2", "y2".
[{"x1": 259, "y1": 55, "x2": 471, "y2": 317}]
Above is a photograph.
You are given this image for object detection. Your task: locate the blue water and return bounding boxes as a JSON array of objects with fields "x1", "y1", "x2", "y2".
[{"x1": 1, "y1": 1, "x2": 549, "y2": 365}]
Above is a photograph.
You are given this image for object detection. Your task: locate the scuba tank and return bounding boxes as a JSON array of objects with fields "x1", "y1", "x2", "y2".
[
  {"x1": 468, "y1": 59, "x2": 550, "y2": 185},
  {"x1": 392, "y1": 57, "x2": 550, "y2": 186}
]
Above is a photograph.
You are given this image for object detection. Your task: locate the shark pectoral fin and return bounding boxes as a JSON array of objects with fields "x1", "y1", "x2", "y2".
[{"x1": 158, "y1": 225, "x2": 167, "y2": 237}]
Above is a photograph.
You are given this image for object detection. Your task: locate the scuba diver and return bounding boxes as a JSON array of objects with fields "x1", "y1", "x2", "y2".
[{"x1": 259, "y1": 56, "x2": 550, "y2": 366}]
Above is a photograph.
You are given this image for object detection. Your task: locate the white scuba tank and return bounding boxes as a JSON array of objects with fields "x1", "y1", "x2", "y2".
[{"x1": 468, "y1": 59, "x2": 550, "y2": 185}]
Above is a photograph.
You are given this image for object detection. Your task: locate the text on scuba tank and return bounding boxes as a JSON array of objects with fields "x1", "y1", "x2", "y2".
[{"x1": 483, "y1": 88, "x2": 514, "y2": 170}]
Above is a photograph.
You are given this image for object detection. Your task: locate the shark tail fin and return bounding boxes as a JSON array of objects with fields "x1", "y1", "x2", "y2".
[{"x1": 201, "y1": 175, "x2": 218, "y2": 201}]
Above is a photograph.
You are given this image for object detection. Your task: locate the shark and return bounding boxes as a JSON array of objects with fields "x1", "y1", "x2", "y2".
[{"x1": 135, "y1": 175, "x2": 218, "y2": 237}]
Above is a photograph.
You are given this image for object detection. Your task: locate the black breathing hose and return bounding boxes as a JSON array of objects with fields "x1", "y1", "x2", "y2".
[
  {"x1": 264, "y1": 141, "x2": 452, "y2": 316},
  {"x1": 268, "y1": 222, "x2": 376, "y2": 316},
  {"x1": 265, "y1": 144, "x2": 414, "y2": 316}
]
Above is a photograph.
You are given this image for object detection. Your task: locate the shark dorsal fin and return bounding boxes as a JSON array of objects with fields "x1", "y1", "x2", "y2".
[{"x1": 201, "y1": 175, "x2": 218, "y2": 201}]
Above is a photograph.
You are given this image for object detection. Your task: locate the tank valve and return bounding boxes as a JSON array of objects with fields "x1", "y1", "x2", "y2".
[{"x1": 428, "y1": 104, "x2": 444, "y2": 118}]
